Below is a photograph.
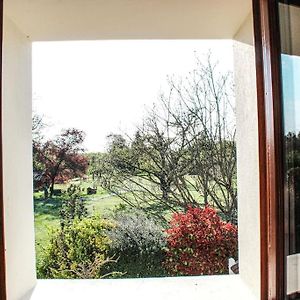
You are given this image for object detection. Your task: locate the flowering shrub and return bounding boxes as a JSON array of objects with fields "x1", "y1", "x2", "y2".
[{"x1": 164, "y1": 206, "x2": 238, "y2": 275}]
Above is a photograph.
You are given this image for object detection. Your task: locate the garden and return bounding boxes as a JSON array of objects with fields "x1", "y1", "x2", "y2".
[{"x1": 33, "y1": 55, "x2": 238, "y2": 279}]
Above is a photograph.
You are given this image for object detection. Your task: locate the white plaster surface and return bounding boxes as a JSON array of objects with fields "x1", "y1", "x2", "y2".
[
  {"x1": 233, "y1": 13, "x2": 260, "y2": 300},
  {"x1": 30, "y1": 276, "x2": 257, "y2": 300},
  {"x1": 1, "y1": 2, "x2": 262, "y2": 300},
  {"x1": 5, "y1": 0, "x2": 252, "y2": 41},
  {"x1": 2, "y1": 15, "x2": 37, "y2": 300}
]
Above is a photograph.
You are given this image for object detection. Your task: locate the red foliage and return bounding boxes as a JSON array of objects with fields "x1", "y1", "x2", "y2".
[
  {"x1": 164, "y1": 206, "x2": 238, "y2": 275},
  {"x1": 33, "y1": 128, "x2": 88, "y2": 193}
]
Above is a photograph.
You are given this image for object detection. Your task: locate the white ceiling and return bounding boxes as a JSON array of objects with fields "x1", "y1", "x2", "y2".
[{"x1": 4, "y1": 0, "x2": 252, "y2": 41}]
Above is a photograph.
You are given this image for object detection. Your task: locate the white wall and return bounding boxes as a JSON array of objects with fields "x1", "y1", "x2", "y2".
[
  {"x1": 233, "y1": 13, "x2": 260, "y2": 299},
  {"x1": 5, "y1": 0, "x2": 251, "y2": 41},
  {"x1": 2, "y1": 15, "x2": 36, "y2": 300},
  {"x1": 1, "y1": 2, "x2": 260, "y2": 300}
]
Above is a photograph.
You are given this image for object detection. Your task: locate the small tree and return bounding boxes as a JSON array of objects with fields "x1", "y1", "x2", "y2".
[
  {"x1": 59, "y1": 188, "x2": 88, "y2": 229},
  {"x1": 34, "y1": 128, "x2": 88, "y2": 197},
  {"x1": 164, "y1": 206, "x2": 238, "y2": 275},
  {"x1": 86, "y1": 152, "x2": 106, "y2": 180}
]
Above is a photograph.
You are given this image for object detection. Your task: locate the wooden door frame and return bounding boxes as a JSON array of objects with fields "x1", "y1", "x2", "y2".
[{"x1": 253, "y1": 0, "x2": 286, "y2": 299}]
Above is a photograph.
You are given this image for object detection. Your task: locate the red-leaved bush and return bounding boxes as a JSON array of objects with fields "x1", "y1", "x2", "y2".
[{"x1": 164, "y1": 206, "x2": 238, "y2": 275}]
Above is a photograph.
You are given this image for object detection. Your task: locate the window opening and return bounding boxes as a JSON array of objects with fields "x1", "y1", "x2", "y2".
[{"x1": 32, "y1": 40, "x2": 238, "y2": 279}]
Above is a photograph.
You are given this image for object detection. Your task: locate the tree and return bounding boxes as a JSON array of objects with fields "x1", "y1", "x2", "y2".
[
  {"x1": 165, "y1": 54, "x2": 237, "y2": 221},
  {"x1": 106, "y1": 134, "x2": 135, "y2": 173},
  {"x1": 34, "y1": 128, "x2": 88, "y2": 197},
  {"x1": 32, "y1": 113, "x2": 46, "y2": 143},
  {"x1": 97, "y1": 54, "x2": 237, "y2": 222},
  {"x1": 86, "y1": 152, "x2": 106, "y2": 180},
  {"x1": 155, "y1": 54, "x2": 237, "y2": 221},
  {"x1": 33, "y1": 114, "x2": 47, "y2": 190},
  {"x1": 98, "y1": 120, "x2": 197, "y2": 221}
]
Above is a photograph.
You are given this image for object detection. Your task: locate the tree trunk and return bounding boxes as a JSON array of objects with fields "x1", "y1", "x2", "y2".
[
  {"x1": 203, "y1": 176, "x2": 209, "y2": 206},
  {"x1": 49, "y1": 178, "x2": 55, "y2": 197},
  {"x1": 203, "y1": 189, "x2": 208, "y2": 206},
  {"x1": 160, "y1": 176, "x2": 170, "y2": 202}
]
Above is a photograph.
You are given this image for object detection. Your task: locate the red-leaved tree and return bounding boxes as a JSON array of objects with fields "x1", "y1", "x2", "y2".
[
  {"x1": 164, "y1": 206, "x2": 238, "y2": 275},
  {"x1": 34, "y1": 128, "x2": 88, "y2": 197}
]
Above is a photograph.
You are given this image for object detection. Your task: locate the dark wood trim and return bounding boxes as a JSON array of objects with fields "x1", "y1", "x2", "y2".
[
  {"x1": 253, "y1": 0, "x2": 285, "y2": 299},
  {"x1": 0, "y1": 0, "x2": 6, "y2": 299},
  {"x1": 279, "y1": 0, "x2": 300, "y2": 6},
  {"x1": 288, "y1": 292, "x2": 300, "y2": 299}
]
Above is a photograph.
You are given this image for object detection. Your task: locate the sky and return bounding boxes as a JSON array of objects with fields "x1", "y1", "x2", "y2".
[
  {"x1": 32, "y1": 40, "x2": 234, "y2": 152},
  {"x1": 281, "y1": 54, "x2": 300, "y2": 134}
]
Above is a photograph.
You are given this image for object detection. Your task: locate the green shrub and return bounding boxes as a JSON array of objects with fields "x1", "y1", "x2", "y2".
[
  {"x1": 38, "y1": 215, "x2": 115, "y2": 279},
  {"x1": 106, "y1": 209, "x2": 167, "y2": 278},
  {"x1": 59, "y1": 191, "x2": 88, "y2": 228}
]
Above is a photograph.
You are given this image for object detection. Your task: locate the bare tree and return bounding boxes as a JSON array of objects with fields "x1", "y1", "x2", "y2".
[
  {"x1": 164, "y1": 54, "x2": 237, "y2": 221},
  {"x1": 32, "y1": 113, "x2": 46, "y2": 143},
  {"x1": 97, "y1": 54, "x2": 237, "y2": 222}
]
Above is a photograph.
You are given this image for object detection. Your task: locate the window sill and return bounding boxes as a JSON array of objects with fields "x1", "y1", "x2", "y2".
[{"x1": 29, "y1": 275, "x2": 257, "y2": 300}]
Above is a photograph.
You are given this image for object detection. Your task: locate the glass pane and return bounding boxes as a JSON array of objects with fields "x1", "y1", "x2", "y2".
[{"x1": 279, "y1": 1, "x2": 300, "y2": 298}]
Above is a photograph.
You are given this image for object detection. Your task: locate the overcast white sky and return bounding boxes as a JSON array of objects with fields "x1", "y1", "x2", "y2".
[{"x1": 33, "y1": 40, "x2": 234, "y2": 152}]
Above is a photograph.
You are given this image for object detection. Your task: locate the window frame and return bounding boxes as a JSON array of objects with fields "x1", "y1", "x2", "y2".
[
  {"x1": 253, "y1": 0, "x2": 286, "y2": 299},
  {"x1": 0, "y1": 0, "x2": 290, "y2": 299}
]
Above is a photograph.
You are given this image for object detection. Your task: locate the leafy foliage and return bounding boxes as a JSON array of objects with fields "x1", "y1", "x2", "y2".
[
  {"x1": 59, "y1": 187, "x2": 88, "y2": 228},
  {"x1": 33, "y1": 128, "x2": 88, "y2": 196},
  {"x1": 86, "y1": 152, "x2": 106, "y2": 180},
  {"x1": 164, "y1": 206, "x2": 238, "y2": 275},
  {"x1": 107, "y1": 208, "x2": 167, "y2": 277},
  {"x1": 38, "y1": 215, "x2": 115, "y2": 279}
]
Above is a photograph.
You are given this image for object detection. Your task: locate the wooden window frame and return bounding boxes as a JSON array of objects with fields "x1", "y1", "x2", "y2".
[
  {"x1": 253, "y1": 0, "x2": 287, "y2": 299},
  {"x1": 0, "y1": 1, "x2": 290, "y2": 299}
]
